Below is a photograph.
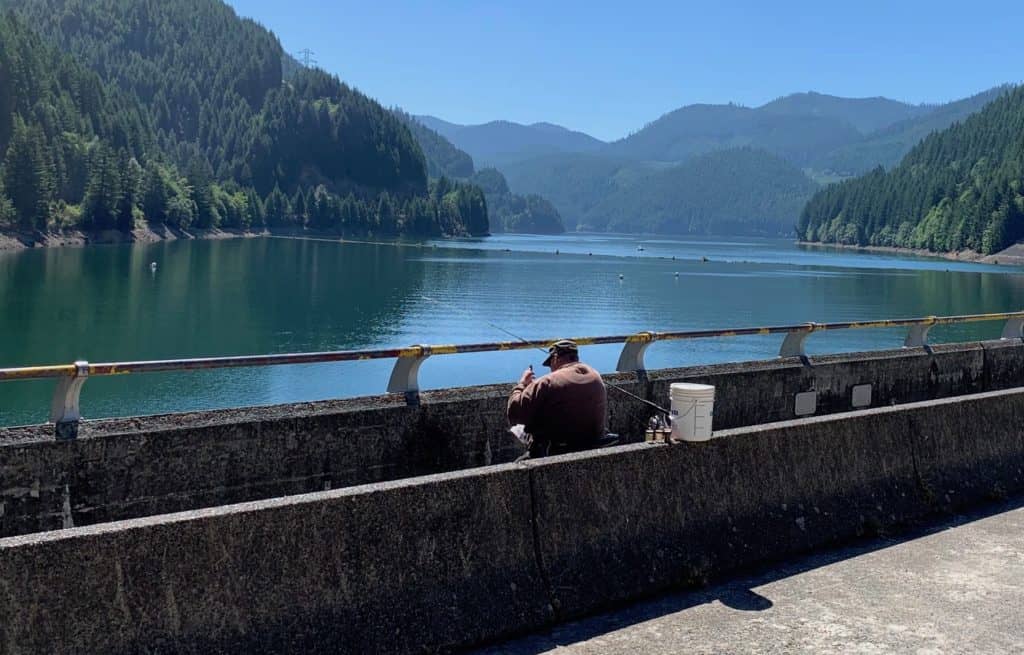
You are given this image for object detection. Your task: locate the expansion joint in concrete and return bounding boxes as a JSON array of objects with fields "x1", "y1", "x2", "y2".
[
  {"x1": 524, "y1": 465, "x2": 559, "y2": 624},
  {"x1": 906, "y1": 416, "x2": 936, "y2": 508}
]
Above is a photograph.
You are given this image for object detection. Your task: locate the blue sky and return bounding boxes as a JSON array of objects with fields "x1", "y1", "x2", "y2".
[{"x1": 227, "y1": 0, "x2": 1023, "y2": 141}]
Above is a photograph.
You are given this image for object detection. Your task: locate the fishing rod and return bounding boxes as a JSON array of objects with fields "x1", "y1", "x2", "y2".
[{"x1": 419, "y1": 296, "x2": 671, "y2": 416}]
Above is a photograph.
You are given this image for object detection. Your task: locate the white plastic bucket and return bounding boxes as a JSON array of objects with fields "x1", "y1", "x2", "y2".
[{"x1": 669, "y1": 383, "x2": 715, "y2": 442}]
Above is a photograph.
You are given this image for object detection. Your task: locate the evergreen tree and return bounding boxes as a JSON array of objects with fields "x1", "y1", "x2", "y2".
[
  {"x1": 264, "y1": 186, "x2": 290, "y2": 226},
  {"x1": 2, "y1": 118, "x2": 53, "y2": 230},
  {"x1": 80, "y1": 145, "x2": 121, "y2": 230},
  {"x1": 800, "y1": 86, "x2": 1024, "y2": 254},
  {"x1": 117, "y1": 153, "x2": 143, "y2": 232},
  {"x1": 0, "y1": 178, "x2": 15, "y2": 227},
  {"x1": 245, "y1": 188, "x2": 265, "y2": 227},
  {"x1": 143, "y1": 161, "x2": 171, "y2": 224}
]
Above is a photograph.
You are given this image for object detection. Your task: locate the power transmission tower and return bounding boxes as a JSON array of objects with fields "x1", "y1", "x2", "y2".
[{"x1": 295, "y1": 48, "x2": 317, "y2": 68}]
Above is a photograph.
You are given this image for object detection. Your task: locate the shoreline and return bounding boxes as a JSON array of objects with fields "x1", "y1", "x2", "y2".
[
  {"x1": 4, "y1": 226, "x2": 1023, "y2": 267},
  {"x1": 0, "y1": 223, "x2": 481, "y2": 252},
  {"x1": 795, "y1": 240, "x2": 1023, "y2": 266},
  {"x1": 0, "y1": 223, "x2": 274, "y2": 251}
]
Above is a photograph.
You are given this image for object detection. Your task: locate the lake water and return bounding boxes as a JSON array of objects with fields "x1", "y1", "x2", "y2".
[{"x1": 1, "y1": 233, "x2": 1022, "y2": 427}]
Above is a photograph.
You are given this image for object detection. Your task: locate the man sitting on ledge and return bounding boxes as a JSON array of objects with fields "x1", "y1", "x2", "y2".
[{"x1": 507, "y1": 339, "x2": 608, "y2": 458}]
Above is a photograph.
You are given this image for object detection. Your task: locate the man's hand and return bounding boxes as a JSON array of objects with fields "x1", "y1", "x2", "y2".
[{"x1": 518, "y1": 367, "x2": 535, "y2": 387}]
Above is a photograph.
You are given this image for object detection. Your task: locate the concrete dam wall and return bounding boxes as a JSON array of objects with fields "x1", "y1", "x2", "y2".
[
  {"x1": 3, "y1": 384, "x2": 1024, "y2": 654},
  {"x1": 1, "y1": 340, "x2": 1021, "y2": 539}
]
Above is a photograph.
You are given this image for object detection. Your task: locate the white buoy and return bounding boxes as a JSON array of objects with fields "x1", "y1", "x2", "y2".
[{"x1": 150, "y1": 262, "x2": 158, "y2": 272}]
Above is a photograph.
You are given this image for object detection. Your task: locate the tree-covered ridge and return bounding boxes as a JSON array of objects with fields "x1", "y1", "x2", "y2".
[
  {"x1": 758, "y1": 92, "x2": 930, "y2": 134},
  {"x1": 604, "y1": 102, "x2": 865, "y2": 166},
  {"x1": 393, "y1": 110, "x2": 475, "y2": 179},
  {"x1": 501, "y1": 148, "x2": 816, "y2": 235},
  {"x1": 470, "y1": 168, "x2": 564, "y2": 234},
  {"x1": 0, "y1": 11, "x2": 154, "y2": 229},
  {"x1": 416, "y1": 115, "x2": 606, "y2": 167},
  {"x1": 245, "y1": 70, "x2": 427, "y2": 196},
  {"x1": 798, "y1": 86, "x2": 1024, "y2": 254},
  {"x1": 396, "y1": 113, "x2": 564, "y2": 234},
  {"x1": 810, "y1": 86, "x2": 1011, "y2": 176},
  {"x1": 0, "y1": 0, "x2": 489, "y2": 237},
  {"x1": 3, "y1": 0, "x2": 282, "y2": 175},
  {"x1": 592, "y1": 148, "x2": 817, "y2": 235}
]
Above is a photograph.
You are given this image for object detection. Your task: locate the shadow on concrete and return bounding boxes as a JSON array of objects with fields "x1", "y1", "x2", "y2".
[
  {"x1": 717, "y1": 588, "x2": 773, "y2": 612},
  {"x1": 471, "y1": 495, "x2": 1024, "y2": 655}
]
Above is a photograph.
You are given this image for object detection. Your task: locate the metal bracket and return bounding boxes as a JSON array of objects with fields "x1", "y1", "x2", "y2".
[
  {"x1": 387, "y1": 346, "x2": 430, "y2": 396},
  {"x1": 1001, "y1": 317, "x2": 1024, "y2": 340},
  {"x1": 904, "y1": 319, "x2": 935, "y2": 348},
  {"x1": 616, "y1": 332, "x2": 657, "y2": 372},
  {"x1": 779, "y1": 324, "x2": 817, "y2": 358},
  {"x1": 50, "y1": 361, "x2": 89, "y2": 440}
]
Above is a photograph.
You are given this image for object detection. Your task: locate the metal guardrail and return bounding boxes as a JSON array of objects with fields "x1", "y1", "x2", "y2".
[{"x1": 2, "y1": 311, "x2": 1023, "y2": 439}]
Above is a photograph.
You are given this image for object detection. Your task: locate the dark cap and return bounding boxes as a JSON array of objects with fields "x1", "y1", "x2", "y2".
[{"x1": 542, "y1": 339, "x2": 579, "y2": 367}]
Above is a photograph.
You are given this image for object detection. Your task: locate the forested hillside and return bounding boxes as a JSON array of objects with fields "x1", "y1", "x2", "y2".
[
  {"x1": 395, "y1": 113, "x2": 565, "y2": 234},
  {"x1": 491, "y1": 88, "x2": 1009, "y2": 235},
  {"x1": 0, "y1": 0, "x2": 488, "y2": 237},
  {"x1": 604, "y1": 102, "x2": 864, "y2": 166},
  {"x1": 393, "y1": 110, "x2": 474, "y2": 179},
  {"x1": 470, "y1": 168, "x2": 564, "y2": 234},
  {"x1": 593, "y1": 148, "x2": 818, "y2": 235},
  {"x1": 503, "y1": 149, "x2": 814, "y2": 235},
  {"x1": 798, "y1": 86, "x2": 1024, "y2": 254},
  {"x1": 416, "y1": 116, "x2": 606, "y2": 167},
  {"x1": 0, "y1": 12, "x2": 154, "y2": 230},
  {"x1": 758, "y1": 92, "x2": 930, "y2": 134},
  {"x1": 810, "y1": 86, "x2": 1010, "y2": 176}
]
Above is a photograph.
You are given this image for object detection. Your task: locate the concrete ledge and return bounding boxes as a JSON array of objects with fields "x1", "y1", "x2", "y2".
[
  {"x1": 0, "y1": 341, "x2": 1018, "y2": 540},
  {"x1": 4, "y1": 387, "x2": 1024, "y2": 653},
  {"x1": 525, "y1": 388, "x2": 1024, "y2": 621},
  {"x1": 0, "y1": 465, "x2": 550, "y2": 654}
]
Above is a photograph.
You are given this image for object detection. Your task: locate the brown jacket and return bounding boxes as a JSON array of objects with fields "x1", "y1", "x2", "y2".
[{"x1": 507, "y1": 362, "x2": 607, "y2": 454}]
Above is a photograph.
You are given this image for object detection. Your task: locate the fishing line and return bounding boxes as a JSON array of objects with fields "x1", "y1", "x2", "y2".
[{"x1": 419, "y1": 295, "x2": 671, "y2": 415}]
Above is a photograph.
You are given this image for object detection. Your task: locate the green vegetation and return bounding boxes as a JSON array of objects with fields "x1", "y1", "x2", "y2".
[
  {"x1": 497, "y1": 90, "x2": 1007, "y2": 236},
  {"x1": 503, "y1": 149, "x2": 815, "y2": 235},
  {"x1": 0, "y1": 0, "x2": 488, "y2": 237},
  {"x1": 396, "y1": 113, "x2": 565, "y2": 234},
  {"x1": 596, "y1": 148, "x2": 818, "y2": 235},
  {"x1": 416, "y1": 116, "x2": 605, "y2": 167},
  {"x1": 810, "y1": 87, "x2": 1010, "y2": 176},
  {"x1": 798, "y1": 86, "x2": 1024, "y2": 254},
  {"x1": 470, "y1": 168, "x2": 564, "y2": 234},
  {"x1": 393, "y1": 110, "x2": 474, "y2": 179},
  {"x1": 604, "y1": 102, "x2": 864, "y2": 167}
]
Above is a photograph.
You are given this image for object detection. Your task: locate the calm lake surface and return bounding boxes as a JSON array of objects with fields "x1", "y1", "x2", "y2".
[{"x1": 1, "y1": 233, "x2": 1022, "y2": 426}]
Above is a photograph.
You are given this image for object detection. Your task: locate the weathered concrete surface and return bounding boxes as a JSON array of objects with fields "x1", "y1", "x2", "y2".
[
  {"x1": 1, "y1": 341, "x2": 1017, "y2": 539},
  {"x1": 475, "y1": 499, "x2": 1024, "y2": 655},
  {"x1": 527, "y1": 388, "x2": 1024, "y2": 622},
  {"x1": 0, "y1": 464, "x2": 550, "y2": 655},
  {"x1": 4, "y1": 387, "x2": 1024, "y2": 653}
]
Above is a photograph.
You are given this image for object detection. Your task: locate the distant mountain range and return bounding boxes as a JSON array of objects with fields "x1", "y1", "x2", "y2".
[
  {"x1": 415, "y1": 116, "x2": 606, "y2": 167},
  {"x1": 800, "y1": 85, "x2": 1024, "y2": 255},
  {"x1": 395, "y1": 112, "x2": 565, "y2": 234},
  {"x1": 423, "y1": 87, "x2": 1014, "y2": 235}
]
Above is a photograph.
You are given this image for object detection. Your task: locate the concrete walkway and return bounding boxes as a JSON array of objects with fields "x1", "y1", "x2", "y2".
[{"x1": 476, "y1": 499, "x2": 1024, "y2": 654}]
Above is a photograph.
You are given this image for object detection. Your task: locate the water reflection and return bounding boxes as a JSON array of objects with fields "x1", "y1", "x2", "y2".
[{"x1": 1, "y1": 234, "x2": 1022, "y2": 426}]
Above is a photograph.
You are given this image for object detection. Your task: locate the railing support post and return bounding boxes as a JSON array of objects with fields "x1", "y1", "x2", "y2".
[
  {"x1": 1001, "y1": 317, "x2": 1024, "y2": 340},
  {"x1": 387, "y1": 346, "x2": 431, "y2": 402},
  {"x1": 616, "y1": 332, "x2": 656, "y2": 372},
  {"x1": 779, "y1": 324, "x2": 817, "y2": 358},
  {"x1": 904, "y1": 318, "x2": 936, "y2": 348},
  {"x1": 49, "y1": 361, "x2": 89, "y2": 440}
]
